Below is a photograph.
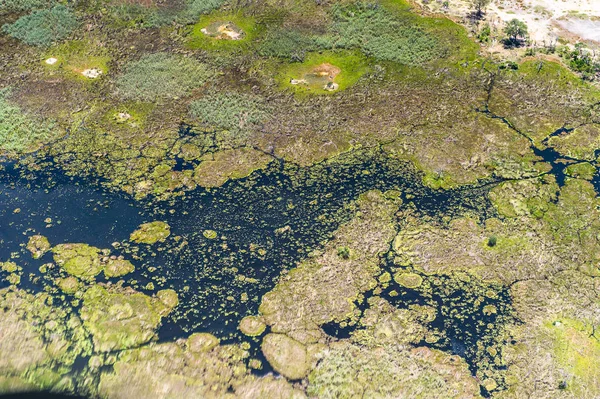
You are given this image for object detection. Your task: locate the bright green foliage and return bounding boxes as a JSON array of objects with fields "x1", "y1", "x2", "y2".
[
  {"x1": 2, "y1": 5, "x2": 78, "y2": 47},
  {"x1": 318, "y1": 3, "x2": 440, "y2": 65},
  {"x1": 116, "y1": 53, "x2": 212, "y2": 101},
  {"x1": 189, "y1": 91, "x2": 271, "y2": 135},
  {"x1": 558, "y1": 44, "x2": 600, "y2": 80},
  {"x1": 504, "y1": 18, "x2": 528, "y2": 41},
  {"x1": 0, "y1": 89, "x2": 55, "y2": 153}
]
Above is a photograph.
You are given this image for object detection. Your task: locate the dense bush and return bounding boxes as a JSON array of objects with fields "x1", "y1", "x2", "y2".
[
  {"x1": 258, "y1": 29, "x2": 317, "y2": 61},
  {"x1": 116, "y1": 53, "x2": 212, "y2": 101},
  {"x1": 0, "y1": 0, "x2": 55, "y2": 13},
  {"x1": 2, "y1": 5, "x2": 78, "y2": 47},
  {"x1": 189, "y1": 91, "x2": 271, "y2": 135},
  {"x1": 0, "y1": 89, "x2": 56, "y2": 153},
  {"x1": 109, "y1": 0, "x2": 223, "y2": 28},
  {"x1": 558, "y1": 44, "x2": 600, "y2": 81},
  {"x1": 185, "y1": 0, "x2": 224, "y2": 21},
  {"x1": 317, "y1": 3, "x2": 440, "y2": 65}
]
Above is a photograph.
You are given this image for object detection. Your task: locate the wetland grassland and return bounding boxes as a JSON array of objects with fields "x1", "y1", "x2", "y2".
[{"x1": 2, "y1": 0, "x2": 600, "y2": 398}]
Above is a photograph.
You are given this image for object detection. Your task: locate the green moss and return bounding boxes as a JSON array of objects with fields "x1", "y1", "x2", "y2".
[
  {"x1": 0, "y1": 261, "x2": 19, "y2": 273},
  {"x1": 187, "y1": 12, "x2": 261, "y2": 51},
  {"x1": 26, "y1": 235, "x2": 51, "y2": 259},
  {"x1": 52, "y1": 243, "x2": 103, "y2": 278},
  {"x1": 56, "y1": 276, "x2": 80, "y2": 294},
  {"x1": 261, "y1": 333, "x2": 309, "y2": 380},
  {"x1": 276, "y1": 50, "x2": 369, "y2": 95},
  {"x1": 544, "y1": 318, "x2": 600, "y2": 396},
  {"x1": 104, "y1": 259, "x2": 135, "y2": 278},
  {"x1": 80, "y1": 285, "x2": 177, "y2": 352},
  {"x1": 130, "y1": 221, "x2": 171, "y2": 244},
  {"x1": 193, "y1": 148, "x2": 272, "y2": 188},
  {"x1": 186, "y1": 332, "x2": 219, "y2": 352},
  {"x1": 202, "y1": 229, "x2": 218, "y2": 239},
  {"x1": 239, "y1": 316, "x2": 266, "y2": 337},
  {"x1": 393, "y1": 272, "x2": 423, "y2": 289}
]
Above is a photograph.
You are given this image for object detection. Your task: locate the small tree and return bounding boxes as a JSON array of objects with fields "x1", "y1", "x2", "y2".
[
  {"x1": 472, "y1": 0, "x2": 492, "y2": 18},
  {"x1": 504, "y1": 19, "x2": 528, "y2": 44}
]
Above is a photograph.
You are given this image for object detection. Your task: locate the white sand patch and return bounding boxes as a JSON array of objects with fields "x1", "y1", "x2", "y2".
[
  {"x1": 556, "y1": 19, "x2": 600, "y2": 42},
  {"x1": 416, "y1": 0, "x2": 600, "y2": 45},
  {"x1": 45, "y1": 57, "x2": 58, "y2": 65},
  {"x1": 116, "y1": 112, "x2": 131, "y2": 122},
  {"x1": 201, "y1": 22, "x2": 244, "y2": 40},
  {"x1": 82, "y1": 68, "x2": 102, "y2": 79}
]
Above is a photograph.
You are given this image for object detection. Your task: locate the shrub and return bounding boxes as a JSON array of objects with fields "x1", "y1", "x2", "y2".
[
  {"x1": 258, "y1": 29, "x2": 317, "y2": 61},
  {"x1": 2, "y1": 5, "x2": 78, "y2": 47},
  {"x1": 185, "y1": 0, "x2": 224, "y2": 21},
  {"x1": 0, "y1": 0, "x2": 55, "y2": 12},
  {"x1": 318, "y1": 3, "x2": 440, "y2": 65},
  {"x1": 116, "y1": 53, "x2": 212, "y2": 101},
  {"x1": 0, "y1": 88, "x2": 56, "y2": 153},
  {"x1": 504, "y1": 18, "x2": 528, "y2": 42},
  {"x1": 558, "y1": 44, "x2": 600, "y2": 80},
  {"x1": 337, "y1": 246, "x2": 350, "y2": 259},
  {"x1": 189, "y1": 91, "x2": 271, "y2": 135}
]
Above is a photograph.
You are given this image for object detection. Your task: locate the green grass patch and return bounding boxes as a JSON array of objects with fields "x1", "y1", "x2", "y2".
[
  {"x1": 2, "y1": 4, "x2": 78, "y2": 47},
  {"x1": 544, "y1": 318, "x2": 600, "y2": 396},
  {"x1": 0, "y1": 0, "x2": 55, "y2": 12},
  {"x1": 276, "y1": 50, "x2": 369, "y2": 95},
  {"x1": 0, "y1": 88, "x2": 57, "y2": 153},
  {"x1": 101, "y1": 102, "x2": 155, "y2": 131},
  {"x1": 42, "y1": 40, "x2": 110, "y2": 81},
  {"x1": 187, "y1": 12, "x2": 260, "y2": 51},
  {"x1": 314, "y1": 2, "x2": 441, "y2": 66},
  {"x1": 115, "y1": 52, "x2": 212, "y2": 101},
  {"x1": 189, "y1": 90, "x2": 271, "y2": 136}
]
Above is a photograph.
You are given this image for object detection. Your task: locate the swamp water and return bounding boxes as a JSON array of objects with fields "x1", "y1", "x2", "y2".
[{"x1": 0, "y1": 150, "x2": 512, "y2": 392}]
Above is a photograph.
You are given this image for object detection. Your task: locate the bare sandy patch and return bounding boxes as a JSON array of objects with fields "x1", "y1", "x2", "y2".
[{"x1": 200, "y1": 22, "x2": 244, "y2": 40}]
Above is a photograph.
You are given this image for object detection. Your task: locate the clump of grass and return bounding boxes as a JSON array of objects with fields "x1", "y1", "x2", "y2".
[
  {"x1": 0, "y1": 0, "x2": 55, "y2": 12},
  {"x1": 106, "y1": 0, "x2": 224, "y2": 29},
  {"x1": 257, "y1": 29, "x2": 317, "y2": 61},
  {"x1": 185, "y1": 0, "x2": 224, "y2": 21},
  {"x1": 317, "y1": 2, "x2": 440, "y2": 65},
  {"x1": 189, "y1": 91, "x2": 271, "y2": 136},
  {"x1": 0, "y1": 88, "x2": 56, "y2": 153},
  {"x1": 2, "y1": 5, "x2": 78, "y2": 47},
  {"x1": 115, "y1": 53, "x2": 212, "y2": 101}
]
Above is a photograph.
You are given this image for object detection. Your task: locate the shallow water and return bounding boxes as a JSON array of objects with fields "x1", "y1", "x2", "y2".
[{"x1": 0, "y1": 150, "x2": 505, "y2": 386}]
